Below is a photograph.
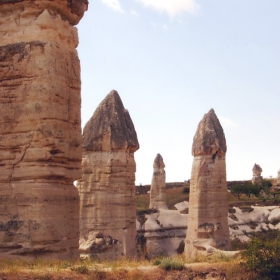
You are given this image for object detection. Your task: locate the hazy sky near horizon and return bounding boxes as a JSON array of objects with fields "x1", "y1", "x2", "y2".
[{"x1": 77, "y1": 0, "x2": 280, "y2": 185}]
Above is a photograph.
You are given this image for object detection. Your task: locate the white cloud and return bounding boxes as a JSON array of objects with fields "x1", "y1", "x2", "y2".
[
  {"x1": 102, "y1": 0, "x2": 124, "y2": 13},
  {"x1": 218, "y1": 116, "x2": 238, "y2": 128},
  {"x1": 137, "y1": 0, "x2": 199, "y2": 18}
]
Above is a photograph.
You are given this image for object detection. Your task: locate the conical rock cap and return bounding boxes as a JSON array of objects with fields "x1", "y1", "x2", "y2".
[
  {"x1": 192, "y1": 109, "x2": 226, "y2": 156},
  {"x1": 83, "y1": 90, "x2": 139, "y2": 152}
]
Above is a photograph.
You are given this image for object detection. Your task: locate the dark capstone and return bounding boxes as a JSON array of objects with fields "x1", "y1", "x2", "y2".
[
  {"x1": 67, "y1": 0, "x2": 88, "y2": 18},
  {"x1": 192, "y1": 108, "x2": 227, "y2": 156},
  {"x1": 154, "y1": 153, "x2": 164, "y2": 168},
  {"x1": 83, "y1": 90, "x2": 139, "y2": 152},
  {"x1": 0, "y1": 0, "x2": 88, "y2": 23}
]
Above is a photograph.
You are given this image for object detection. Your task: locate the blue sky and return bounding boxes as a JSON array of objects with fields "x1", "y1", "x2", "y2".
[{"x1": 77, "y1": 0, "x2": 280, "y2": 184}]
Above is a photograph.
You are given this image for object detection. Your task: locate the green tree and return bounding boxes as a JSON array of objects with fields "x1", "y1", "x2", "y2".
[
  {"x1": 260, "y1": 180, "x2": 273, "y2": 195},
  {"x1": 242, "y1": 232, "x2": 280, "y2": 279},
  {"x1": 231, "y1": 184, "x2": 244, "y2": 199}
]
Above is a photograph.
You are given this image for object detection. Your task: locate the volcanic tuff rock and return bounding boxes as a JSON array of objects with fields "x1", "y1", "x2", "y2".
[
  {"x1": 276, "y1": 170, "x2": 280, "y2": 186},
  {"x1": 149, "y1": 154, "x2": 168, "y2": 210},
  {"x1": 185, "y1": 109, "x2": 231, "y2": 259},
  {"x1": 252, "y1": 164, "x2": 263, "y2": 185},
  {"x1": 77, "y1": 90, "x2": 139, "y2": 259},
  {"x1": 0, "y1": 0, "x2": 87, "y2": 259}
]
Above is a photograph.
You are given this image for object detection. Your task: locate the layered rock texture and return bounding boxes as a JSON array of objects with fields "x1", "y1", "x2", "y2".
[
  {"x1": 137, "y1": 209, "x2": 187, "y2": 258},
  {"x1": 149, "y1": 154, "x2": 168, "y2": 210},
  {"x1": 137, "y1": 204, "x2": 280, "y2": 257},
  {"x1": 0, "y1": 0, "x2": 87, "y2": 259},
  {"x1": 185, "y1": 109, "x2": 231, "y2": 258},
  {"x1": 252, "y1": 164, "x2": 263, "y2": 185},
  {"x1": 77, "y1": 90, "x2": 139, "y2": 259}
]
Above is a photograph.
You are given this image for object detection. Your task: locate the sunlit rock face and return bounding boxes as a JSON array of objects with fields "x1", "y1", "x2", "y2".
[
  {"x1": 77, "y1": 90, "x2": 139, "y2": 259},
  {"x1": 252, "y1": 164, "x2": 263, "y2": 185},
  {"x1": 185, "y1": 109, "x2": 231, "y2": 259},
  {"x1": 0, "y1": 0, "x2": 87, "y2": 259},
  {"x1": 149, "y1": 154, "x2": 168, "y2": 210},
  {"x1": 276, "y1": 170, "x2": 280, "y2": 186}
]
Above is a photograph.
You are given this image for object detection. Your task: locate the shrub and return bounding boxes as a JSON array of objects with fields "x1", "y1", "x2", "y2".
[
  {"x1": 158, "y1": 257, "x2": 185, "y2": 271},
  {"x1": 182, "y1": 187, "x2": 189, "y2": 194},
  {"x1": 71, "y1": 264, "x2": 89, "y2": 274},
  {"x1": 241, "y1": 234, "x2": 280, "y2": 279}
]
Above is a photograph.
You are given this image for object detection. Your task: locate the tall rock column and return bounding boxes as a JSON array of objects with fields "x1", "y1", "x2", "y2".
[
  {"x1": 252, "y1": 164, "x2": 263, "y2": 185},
  {"x1": 185, "y1": 109, "x2": 231, "y2": 259},
  {"x1": 0, "y1": 0, "x2": 88, "y2": 259},
  {"x1": 149, "y1": 154, "x2": 168, "y2": 210},
  {"x1": 77, "y1": 90, "x2": 139, "y2": 259}
]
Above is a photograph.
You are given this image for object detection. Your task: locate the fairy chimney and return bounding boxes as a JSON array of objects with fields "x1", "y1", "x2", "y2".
[
  {"x1": 0, "y1": 0, "x2": 88, "y2": 259},
  {"x1": 185, "y1": 109, "x2": 231, "y2": 258},
  {"x1": 149, "y1": 154, "x2": 168, "y2": 210},
  {"x1": 77, "y1": 90, "x2": 139, "y2": 259},
  {"x1": 252, "y1": 164, "x2": 263, "y2": 185},
  {"x1": 276, "y1": 170, "x2": 280, "y2": 186}
]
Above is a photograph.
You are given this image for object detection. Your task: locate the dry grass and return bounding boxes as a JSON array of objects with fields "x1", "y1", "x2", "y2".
[{"x1": 0, "y1": 254, "x2": 249, "y2": 280}]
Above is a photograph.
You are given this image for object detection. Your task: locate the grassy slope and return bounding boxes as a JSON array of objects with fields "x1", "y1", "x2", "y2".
[
  {"x1": 136, "y1": 187, "x2": 189, "y2": 211},
  {"x1": 136, "y1": 187, "x2": 240, "y2": 211},
  {"x1": 136, "y1": 186, "x2": 274, "y2": 211}
]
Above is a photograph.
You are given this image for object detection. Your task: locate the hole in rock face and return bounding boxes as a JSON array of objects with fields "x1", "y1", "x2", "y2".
[
  {"x1": 212, "y1": 151, "x2": 218, "y2": 161},
  {"x1": 50, "y1": 149, "x2": 60, "y2": 155}
]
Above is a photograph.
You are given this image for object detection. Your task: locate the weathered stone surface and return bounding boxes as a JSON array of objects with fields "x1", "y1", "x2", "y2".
[
  {"x1": 137, "y1": 209, "x2": 187, "y2": 258},
  {"x1": 252, "y1": 164, "x2": 263, "y2": 185},
  {"x1": 0, "y1": 0, "x2": 87, "y2": 259},
  {"x1": 185, "y1": 109, "x2": 231, "y2": 258},
  {"x1": 77, "y1": 90, "x2": 139, "y2": 259},
  {"x1": 275, "y1": 170, "x2": 280, "y2": 187},
  {"x1": 149, "y1": 154, "x2": 168, "y2": 210}
]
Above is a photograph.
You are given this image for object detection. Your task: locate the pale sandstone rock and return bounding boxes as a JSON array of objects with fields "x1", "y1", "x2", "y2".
[
  {"x1": 252, "y1": 164, "x2": 263, "y2": 185},
  {"x1": 185, "y1": 109, "x2": 231, "y2": 259},
  {"x1": 149, "y1": 154, "x2": 168, "y2": 210},
  {"x1": 139, "y1": 209, "x2": 187, "y2": 257},
  {"x1": 77, "y1": 90, "x2": 139, "y2": 259},
  {"x1": 0, "y1": 0, "x2": 87, "y2": 259},
  {"x1": 275, "y1": 170, "x2": 280, "y2": 187}
]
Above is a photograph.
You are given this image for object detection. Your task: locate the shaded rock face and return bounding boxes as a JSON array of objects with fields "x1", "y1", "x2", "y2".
[
  {"x1": 185, "y1": 109, "x2": 231, "y2": 259},
  {"x1": 77, "y1": 90, "x2": 139, "y2": 259},
  {"x1": 252, "y1": 164, "x2": 263, "y2": 185},
  {"x1": 0, "y1": 1, "x2": 87, "y2": 259},
  {"x1": 149, "y1": 154, "x2": 168, "y2": 210}
]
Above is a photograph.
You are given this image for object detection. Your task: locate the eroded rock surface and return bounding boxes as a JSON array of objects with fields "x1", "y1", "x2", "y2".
[
  {"x1": 185, "y1": 109, "x2": 231, "y2": 258},
  {"x1": 77, "y1": 90, "x2": 139, "y2": 259},
  {"x1": 252, "y1": 164, "x2": 263, "y2": 185},
  {"x1": 149, "y1": 154, "x2": 168, "y2": 210},
  {"x1": 0, "y1": 0, "x2": 87, "y2": 259},
  {"x1": 137, "y1": 209, "x2": 187, "y2": 258}
]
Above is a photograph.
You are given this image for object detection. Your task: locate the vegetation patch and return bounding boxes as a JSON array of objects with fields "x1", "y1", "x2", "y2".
[
  {"x1": 157, "y1": 257, "x2": 185, "y2": 271},
  {"x1": 242, "y1": 232, "x2": 280, "y2": 280}
]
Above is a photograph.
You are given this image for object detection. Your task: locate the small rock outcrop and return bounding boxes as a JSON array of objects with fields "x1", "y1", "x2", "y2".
[
  {"x1": 0, "y1": 0, "x2": 87, "y2": 259},
  {"x1": 252, "y1": 164, "x2": 263, "y2": 185},
  {"x1": 149, "y1": 154, "x2": 168, "y2": 210},
  {"x1": 77, "y1": 90, "x2": 139, "y2": 259},
  {"x1": 275, "y1": 170, "x2": 280, "y2": 187},
  {"x1": 185, "y1": 109, "x2": 231, "y2": 258},
  {"x1": 137, "y1": 209, "x2": 187, "y2": 258}
]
